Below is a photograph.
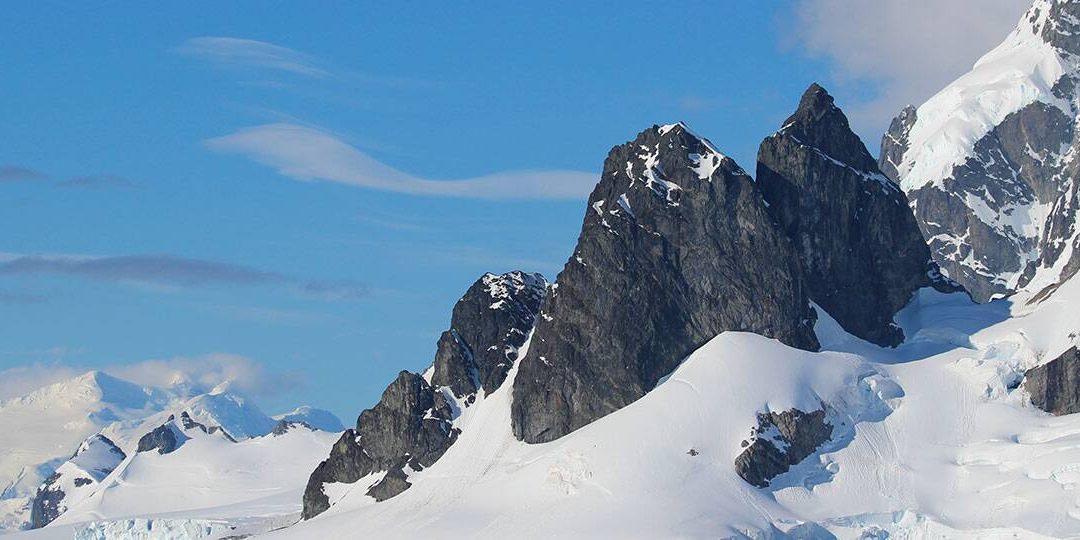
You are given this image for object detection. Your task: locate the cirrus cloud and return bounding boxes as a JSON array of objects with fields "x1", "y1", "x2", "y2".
[
  {"x1": 0, "y1": 252, "x2": 367, "y2": 302},
  {"x1": 177, "y1": 36, "x2": 328, "y2": 78},
  {"x1": 205, "y1": 123, "x2": 596, "y2": 200}
]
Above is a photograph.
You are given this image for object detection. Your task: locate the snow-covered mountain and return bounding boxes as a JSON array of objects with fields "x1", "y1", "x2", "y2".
[
  {"x1": 283, "y1": 58, "x2": 1080, "y2": 537},
  {"x1": 0, "y1": 371, "x2": 178, "y2": 532},
  {"x1": 882, "y1": 0, "x2": 1080, "y2": 303},
  {"x1": 0, "y1": 370, "x2": 341, "y2": 534},
  {"x1": 16, "y1": 417, "x2": 337, "y2": 539},
  {"x1": 8, "y1": 2, "x2": 1080, "y2": 537},
  {"x1": 267, "y1": 279, "x2": 1080, "y2": 539}
]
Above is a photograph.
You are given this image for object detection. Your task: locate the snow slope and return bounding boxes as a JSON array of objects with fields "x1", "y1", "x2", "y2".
[
  {"x1": 897, "y1": 1, "x2": 1071, "y2": 191},
  {"x1": 0, "y1": 368, "x2": 339, "y2": 534},
  {"x1": 267, "y1": 279, "x2": 1080, "y2": 539},
  {"x1": 10, "y1": 426, "x2": 336, "y2": 539}
]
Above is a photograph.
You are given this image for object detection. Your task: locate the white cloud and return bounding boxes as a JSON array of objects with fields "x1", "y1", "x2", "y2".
[
  {"x1": 0, "y1": 354, "x2": 303, "y2": 402},
  {"x1": 785, "y1": 0, "x2": 1030, "y2": 141},
  {"x1": 205, "y1": 123, "x2": 596, "y2": 200},
  {"x1": 109, "y1": 353, "x2": 303, "y2": 398},
  {"x1": 177, "y1": 37, "x2": 327, "y2": 77},
  {"x1": 0, "y1": 363, "x2": 81, "y2": 401}
]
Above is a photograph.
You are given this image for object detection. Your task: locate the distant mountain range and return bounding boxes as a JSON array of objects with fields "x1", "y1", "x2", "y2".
[{"x1": 0, "y1": 370, "x2": 341, "y2": 534}]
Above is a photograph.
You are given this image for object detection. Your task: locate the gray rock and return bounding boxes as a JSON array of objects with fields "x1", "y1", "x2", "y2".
[
  {"x1": 758, "y1": 84, "x2": 941, "y2": 346},
  {"x1": 136, "y1": 418, "x2": 186, "y2": 455},
  {"x1": 734, "y1": 408, "x2": 832, "y2": 488},
  {"x1": 431, "y1": 271, "x2": 546, "y2": 398},
  {"x1": 301, "y1": 429, "x2": 372, "y2": 519},
  {"x1": 1025, "y1": 346, "x2": 1080, "y2": 415},
  {"x1": 879, "y1": 105, "x2": 916, "y2": 184},
  {"x1": 302, "y1": 371, "x2": 459, "y2": 519},
  {"x1": 29, "y1": 473, "x2": 65, "y2": 530},
  {"x1": 366, "y1": 467, "x2": 412, "y2": 502},
  {"x1": 511, "y1": 123, "x2": 820, "y2": 444},
  {"x1": 303, "y1": 271, "x2": 546, "y2": 518},
  {"x1": 271, "y1": 419, "x2": 315, "y2": 436}
]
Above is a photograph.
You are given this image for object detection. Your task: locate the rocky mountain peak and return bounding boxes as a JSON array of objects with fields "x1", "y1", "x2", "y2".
[
  {"x1": 879, "y1": 105, "x2": 918, "y2": 183},
  {"x1": 303, "y1": 270, "x2": 543, "y2": 519},
  {"x1": 758, "y1": 83, "x2": 941, "y2": 347},
  {"x1": 430, "y1": 270, "x2": 546, "y2": 398},
  {"x1": 776, "y1": 84, "x2": 881, "y2": 175},
  {"x1": 511, "y1": 122, "x2": 819, "y2": 444}
]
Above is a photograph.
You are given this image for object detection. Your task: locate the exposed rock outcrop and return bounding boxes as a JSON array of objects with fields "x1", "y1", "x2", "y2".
[
  {"x1": 302, "y1": 271, "x2": 546, "y2": 519},
  {"x1": 1025, "y1": 346, "x2": 1080, "y2": 415},
  {"x1": 758, "y1": 84, "x2": 945, "y2": 346},
  {"x1": 302, "y1": 372, "x2": 458, "y2": 519},
  {"x1": 136, "y1": 418, "x2": 186, "y2": 455},
  {"x1": 734, "y1": 408, "x2": 832, "y2": 488},
  {"x1": 271, "y1": 420, "x2": 316, "y2": 436},
  {"x1": 511, "y1": 123, "x2": 820, "y2": 444},
  {"x1": 430, "y1": 271, "x2": 546, "y2": 398},
  {"x1": 300, "y1": 270, "x2": 544, "y2": 518}
]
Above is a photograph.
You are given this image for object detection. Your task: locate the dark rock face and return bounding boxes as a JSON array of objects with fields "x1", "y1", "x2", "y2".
[
  {"x1": 303, "y1": 271, "x2": 546, "y2": 519},
  {"x1": 271, "y1": 419, "x2": 315, "y2": 436},
  {"x1": 511, "y1": 123, "x2": 820, "y2": 444},
  {"x1": 366, "y1": 467, "x2": 411, "y2": 502},
  {"x1": 758, "y1": 84, "x2": 938, "y2": 346},
  {"x1": 1025, "y1": 347, "x2": 1080, "y2": 415},
  {"x1": 302, "y1": 371, "x2": 459, "y2": 519},
  {"x1": 734, "y1": 408, "x2": 832, "y2": 488},
  {"x1": 136, "y1": 419, "x2": 186, "y2": 455},
  {"x1": 430, "y1": 271, "x2": 546, "y2": 398},
  {"x1": 879, "y1": 105, "x2": 916, "y2": 184},
  {"x1": 29, "y1": 473, "x2": 64, "y2": 530}
]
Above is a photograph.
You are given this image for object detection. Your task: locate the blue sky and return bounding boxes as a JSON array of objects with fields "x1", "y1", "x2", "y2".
[{"x1": 0, "y1": 1, "x2": 1027, "y2": 421}]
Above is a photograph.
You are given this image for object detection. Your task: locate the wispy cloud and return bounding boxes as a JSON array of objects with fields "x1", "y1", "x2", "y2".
[
  {"x1": 58, "y1": 174, "x2": 137, "y2": 190},
  {"x1": 0, "y1": 252, "x2": 366, "y2": 301},
  {"x1": 0, "y1": 165, "x2": 46, "y2": 182},
  {"x1": 205, "y1": 123, "x2": 596, "y2": 200},
  {"x1": 177, "y1": 37, "x2": 328, "y2": 78},
  {"x1": 0, "y1": 253, "x2": 276, "y2": 287},
  {"x1": 111, "y1": 353, "x2": 305, "y2": 398},
  {"x1": 0, "y1": 165, "x2": 137, "y2": 190},
  {"x1": 0, "y1": 290, "x2": 46, "y2": 304},
  {"x1": 783, "y1": 0, "x2": 1029, "y2": 140},
  {"x1": 0, "y1": 353, "x2": 303, "y2": 401},
  {"x1": 0, "y1": 363, "x2": 81, "y2": 401}
]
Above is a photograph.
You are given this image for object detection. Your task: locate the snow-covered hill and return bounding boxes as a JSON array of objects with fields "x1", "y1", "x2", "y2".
[
  {"x1": 12, "y1": 424, "x2": 337, "y2": 539},
  {"x1": 270, "y1": 268, "x2": 1080, "y2": 539},
  {"x1": 0, "y1": 370, "x2": 341, "y2": 534}
]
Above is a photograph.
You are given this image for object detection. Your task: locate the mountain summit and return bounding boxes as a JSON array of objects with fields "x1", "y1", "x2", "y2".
[
  {"x1": 758, "y1": 83, "x2": 950, "y2": 346},
  {"x1": 510, "y1": 122, "x2": 819, "y2": 443},
  {"x1": 882, "y1": 0, "x2": 1080, "y2": 302}
]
